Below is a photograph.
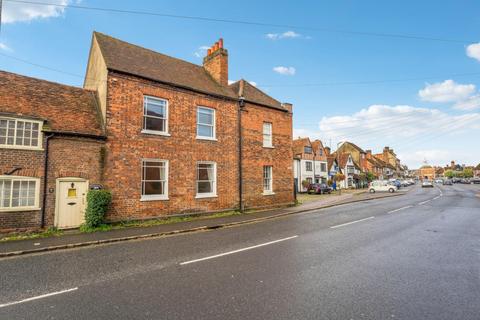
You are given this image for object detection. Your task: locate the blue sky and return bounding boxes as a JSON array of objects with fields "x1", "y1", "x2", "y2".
[{"x1": 1, "y1": 0, "x2": 480, "y2": 168}]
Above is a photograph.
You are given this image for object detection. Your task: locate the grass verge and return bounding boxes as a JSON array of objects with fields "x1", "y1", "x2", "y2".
[{"x1": 0, "y1": 228, "x2": 64, "y2": 243}]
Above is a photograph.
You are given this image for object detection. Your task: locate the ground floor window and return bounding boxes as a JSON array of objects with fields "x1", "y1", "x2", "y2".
[
  {"x1": 141, "y1": 159, "x2": 168, "y2": 200},
  {"x1": 0, "y1": 177, "x2": 39, "y2": 210},
  {"x1": 263, "y1": 166, "x2": 273, "y2": 194},
  {"x1": 196, "y1": 162, "x2": 217, "y2": 198}
]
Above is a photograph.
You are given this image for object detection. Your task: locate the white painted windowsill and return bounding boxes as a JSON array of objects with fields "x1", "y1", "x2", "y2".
[
  {"x1": 141, "y1": 130, "x2": 171, "y2": 137},
  {"x1": 196, "y1": 136, "x2": 218, "y2": 141},
  {"x1": 262, "y1": 191, "x2": 276, "y2": 196},
  {"x1": 0, "y1": 207, "x2": 41, "y2": 213},
  {"x1": 140, "y1": 195, "x2": 169, "y2": 202},
  {"x1": 263, "y1": 145, "x2": 275, "y2": 149},
  {"x1": 195, "y1": 194, "x2": 218, "y2": 199}
]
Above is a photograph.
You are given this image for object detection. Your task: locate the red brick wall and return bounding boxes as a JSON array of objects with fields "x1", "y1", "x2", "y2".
[
  {"x1": 103, "y1": 72, "x2": 239, "y2": 221},
  {"x1": 241, "y1": 102, "x2": 294, "y2": 209},
  {"x1": 0, "y1": 136, "x2": 104, "y2": 232}
]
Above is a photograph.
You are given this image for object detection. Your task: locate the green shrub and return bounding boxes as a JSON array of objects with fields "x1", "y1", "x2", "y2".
[{"x1": 84, "y1": 190, "x2": 112, "y2": 228}]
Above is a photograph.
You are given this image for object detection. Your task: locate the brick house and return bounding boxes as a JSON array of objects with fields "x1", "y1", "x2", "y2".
[
  {"x1": 375, "y1": 146, "x2": 405, "y2": 178},
  {"x1": 0, "y1": 32, "x2": 294, "y2": 232},
  {"x1": 292, "y1": 137, "x2": 328, "y2": 192},
  {"x1": 475, "y1": 164, "x2": 480, "y2": 177},
  {"x1": 0, "y1": 71, "x2": 106, "y2": 232}
]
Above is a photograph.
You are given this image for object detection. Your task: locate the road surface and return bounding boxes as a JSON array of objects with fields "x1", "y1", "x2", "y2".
[{"x1": 0, "y1": 184, "x2": 479, "y2": 319}]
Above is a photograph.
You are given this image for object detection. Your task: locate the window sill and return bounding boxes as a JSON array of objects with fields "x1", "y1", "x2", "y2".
[
  {"x1": 262, "y1": 191, "x2": 275, "y2": 196},
  {"x1": 141, "y1": 130, "x2": 171, "y2": 137},
  {"x1": 195, "y1": 194, "x2": 218, "y2": 199},
  {"x1": 140, "y1": 195, "x2": 169, "y2": 202},
  {"x1": 0, "y1": 146, "x2": 44, "y2": 151},
  {"x1": 263, "y1": 145, "x2": 274, "y2": 149},
  {"x1": 196, "y1": 136, "x2": 217, "y2": 141},
  {"x1": 0, "y1": 207, "x2": 41, "y2": 213}
]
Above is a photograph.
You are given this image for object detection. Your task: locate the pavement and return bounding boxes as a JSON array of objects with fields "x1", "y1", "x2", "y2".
[
  {"x1": 0, "y1": 187, "x2": 408, "y2": 257},
  {"x1": 1, "y1": 184, "x2": 479, "y2": 319}
]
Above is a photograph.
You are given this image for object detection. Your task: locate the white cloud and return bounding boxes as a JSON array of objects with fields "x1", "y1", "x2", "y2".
[
  {"x1": 3, "y1": 0, "x2": 70, "y2": 23},
  {"x1": 194, "y1": 45, "x2": 210, "y2": 58},
  {"x1": 294, "y1": 104, "x2": 480, "y2": 167},
  {"x1": 273, "y1": 66, "x2": 296, "y2": 75},
  {"x1": 0, "y1": 43, "x2": 13, "y2": 52},
  {"x1": 418, "y1": 80, "x2": 475, "y2": 103},
  {"x1": 454, "y1": 94, "x2": 480, "y2": 111},
  {"x1": 266, "y1": 31, "x2": 305, "y2": 40},
  {"x1": 466, "y1": 43, "x2": 480, "y2": 62},
  {"x1": 398, "y1": 150, "x2": 451, "y2": 167}
]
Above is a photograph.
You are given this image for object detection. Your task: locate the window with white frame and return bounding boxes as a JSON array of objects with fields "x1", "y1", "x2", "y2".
[
  {"x1": 0, "y1": 177, "x2": 39, "y2": 210},
  {"x1": 0, "y1": 118, "x2": 42, "y2": 149},
  {"x1": 197, "y1": 107, "x2": 215, "y2": 139},
  {"x1": 320, "y1": 163, "x2": 327, "y2": 172},
  {"x1": 143, "y1": 96, "x2": 168, "y2": 134},
  {"x1": 196, "y1": 162, "x2": 216, "y2": 197},
  {"x1": 141, "y1": 160, "x2": 168, "y2": 200},
  {"x1": 263, "y1": 166, "x2": 273, "y2": 193},
  {"x1": 263, "y1": 122, "x2": 272, "y2": 147},
  {"x1": 305, "y1": 161, "x2": 313, "y2": 171}
]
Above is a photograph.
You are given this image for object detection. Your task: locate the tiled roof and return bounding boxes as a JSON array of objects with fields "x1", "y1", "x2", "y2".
[
  {"x1": 336, "y1": 153, "x2": 352, "y2": 168},
  {"x1": 229, "y1": 80, "x2": 286, "y2": 111},
  {"x1": 93, "y1": 32, "x2": 237, "y2": 99},
  {"x1": 0, "y1": 70, "x2": 104, "y2": 136},
  {"x1": 327, "y1": 155, "x2": 337, "y2": 171},
  {"x1": 293, "y1": 137, "x2": 311, "y2": 155}
]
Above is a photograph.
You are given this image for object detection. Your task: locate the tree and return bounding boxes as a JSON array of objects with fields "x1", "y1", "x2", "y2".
[
  {"x1": 444, "y1": 170, "x2": 454, "y2": 179},
  {"x1": 366, "y1": 172, "x2": 376, "y2": 182},
  {"x1": 463, "y1": 168, "x2": 474, "y2": 178}
]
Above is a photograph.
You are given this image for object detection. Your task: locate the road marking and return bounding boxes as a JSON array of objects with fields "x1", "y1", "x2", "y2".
[
  {"x1": 0, "y1": 288, "x2": 78, "y2": 309},
  {"x1": 329, "y1": 216, "x2": 375, "y2": 229},
  {"x1": 433, "y1": 196, "x2": 440, "y2": 200},
  {"x1": 418, "y1": 200, "x2": 431, "y2": 205},
  {"x1": 388, "y1": 205, "x2": 413, "y2": 214},
  {"x1": 179, "y1": 235, "x2": 298, "y2": 265}
]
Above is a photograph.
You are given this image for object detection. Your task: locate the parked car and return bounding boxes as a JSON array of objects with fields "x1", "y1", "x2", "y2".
[
  {"x1": 460, "y1": 179, "x2": 470, "y2": 184},
  {"x1": 435, "y1": 179, "x2": 443, "y2": 184},
  {"x1": 307, "y1": 183, "x2": 332, "y2": 194},
  {"x1": 470, "y1": 178, "x2": 480, "y2": 184},
  {"x1": 369, "y1": 180, "x2": 397, "y2": 193},
  {"x1": 422, "y1": 180, "x2": 434, "y2": 188},
  {"x1": 388, "y1": 179, "x2": 402, "y2": 189},
  {"x1": 443, "y1": 179, "x2": 453, "y2": 185}
]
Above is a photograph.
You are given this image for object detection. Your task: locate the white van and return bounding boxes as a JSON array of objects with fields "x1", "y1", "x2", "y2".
[{"x1": 369, "y1": 180, "x2": 397, "y2": 193}]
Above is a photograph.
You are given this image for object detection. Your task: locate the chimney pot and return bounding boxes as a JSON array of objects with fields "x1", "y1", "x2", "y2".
[{"x1": 219, "y1": 38, "x2": 224, "y2": 48}]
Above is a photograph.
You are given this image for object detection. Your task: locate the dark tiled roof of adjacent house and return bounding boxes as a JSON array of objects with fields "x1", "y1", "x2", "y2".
[
  {"x1": 292, "y1": 137, "x2": 311, "y2": 156},
  {"x1": 229, "y1": 79, "x2": 286, "y2": 111},
  {"x1": 0, "y1": 70, "x2": 104, "y2": 136},
  {"x1": 311, "y1": 139, "x2": 326, "y2": 155},
  {"x1": 93, "y1": 32, "x2": 237, "y2": 99}
]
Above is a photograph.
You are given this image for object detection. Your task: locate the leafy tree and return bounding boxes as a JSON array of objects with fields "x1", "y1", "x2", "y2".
[
  {"x1": 366, "y1": 172, "x2": 376, "y2": 182},
  {"x1": 463, "y1": 168, "x2": 474, "y2": 178},
  {"x1": 444, "y1": 170, "x2": 454, "y2": 179}
]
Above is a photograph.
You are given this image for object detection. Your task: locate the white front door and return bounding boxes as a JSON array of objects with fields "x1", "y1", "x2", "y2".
[{"x1": 56, "y1": 179, "x2": 88, "y2": 229}]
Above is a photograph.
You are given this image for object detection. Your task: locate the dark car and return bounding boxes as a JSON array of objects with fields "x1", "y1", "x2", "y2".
[
  {"x1": 471, "y1": 178, "x2": 480, "y2": 184},
  {"x1": 443, "y1": 179, "x2": 453, "y2": 185},
  {"x1": 307, "y1": 183, "x2": 332, "y2": 194}
]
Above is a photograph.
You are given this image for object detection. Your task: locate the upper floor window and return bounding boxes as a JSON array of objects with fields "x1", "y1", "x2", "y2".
[
  {"x1": 143, "y1": 96, "x2": 169, "y2": 135},
  {"x1": 196, "y1": 162, "x2": 217, "y2": 198},
  {"x1": 0, "y1": 176, "x2": 39, "y2": 211},
  {"x1": 263, "y1": 122, "x2": 273, "y2": 148},
  {"x1": 197, "y1": 107, "x2": 216, "y2": 140},
  {"x1": 318, "y1": 149, "x2": 323, "y2": 156},
  {"x1": 263, "y1": 166, "x2": 273, "y2": 194},
  {"x1": 141, "y1": 159, "x2": 168, "y2": 201},
  {"x1": 306, "y1": 161, "x2": 313, "y2": 171},
  {"x1": 0, "y1": 118, "x2": 42, "y2": 149},
  {"x1": 320, "y1": 163, "x2": 327, "y2": 172},
  {"x1": 304, "y1": 146, "x2": 312, "y2": 154}
]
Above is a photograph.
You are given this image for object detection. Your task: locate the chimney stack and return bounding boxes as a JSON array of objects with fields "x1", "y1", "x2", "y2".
[
  {"x1": 324, "y1": 146, "x2": 331, "y2": 156},
  {"x1": 203, "y1": 38, "x2": 228, "y2": 86}
]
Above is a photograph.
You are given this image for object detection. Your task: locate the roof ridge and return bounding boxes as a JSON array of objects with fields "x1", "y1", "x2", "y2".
[{"x1": 93, "y1": 31, "x2": 206, "y2": 72}]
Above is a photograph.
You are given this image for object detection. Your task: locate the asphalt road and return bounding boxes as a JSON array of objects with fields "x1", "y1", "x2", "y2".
[{"x1": 0, "y1": 184, "x2": 479, "y2": 320}]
